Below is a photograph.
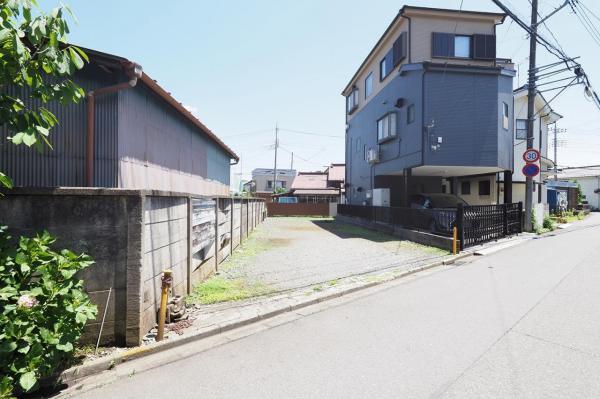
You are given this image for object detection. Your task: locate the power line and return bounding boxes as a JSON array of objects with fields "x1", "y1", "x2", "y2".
[
  {"x1": 568, "y1": 0, "x2": 600, "y2": 47},
  {"x1": 278, "y1": 127, "x2": 343, "y2": 138}
]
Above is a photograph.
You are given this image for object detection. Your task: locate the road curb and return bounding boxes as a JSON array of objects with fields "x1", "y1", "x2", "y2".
[{"x1": 59, "y1": 252, "x2": 472, "y2": 386}]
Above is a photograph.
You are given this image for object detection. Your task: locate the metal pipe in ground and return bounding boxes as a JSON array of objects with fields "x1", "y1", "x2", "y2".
[
  {"x1": 156, "y1": 269, "x2": 173, "y2": 342},
  {"x1": 94, "y1": 287, "x2": 112, "y2": 355}
]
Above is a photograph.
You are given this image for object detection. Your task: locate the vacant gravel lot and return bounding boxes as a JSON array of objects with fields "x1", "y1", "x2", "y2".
[{"x1": 218, "y1": 217, "x2": 448, "y2": 291}]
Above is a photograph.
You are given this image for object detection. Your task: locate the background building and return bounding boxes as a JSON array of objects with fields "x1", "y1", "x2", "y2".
[
  {"x1": 250, "y1": 168, "x2": 297, "y2": 199},
  {"x1": 343, "y1": 6, "x2": 515, "y2": 207}
]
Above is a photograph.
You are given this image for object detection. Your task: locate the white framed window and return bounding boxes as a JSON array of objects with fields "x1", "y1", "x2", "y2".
[
  {"x1": 502, "y1": 102, "x2": 509, "y2": 130},
  {"x1": 454, "y1": 35, "x2": 471, "y2": 58},
  {"x1": 365, "y1": 72, "x2": 373, "y2": 98},
  {"x1": 377, "y1": 113, "x2": 397, "y2": 142},
  {"x1": 347, "y1": 87, "x2": 359, "y2": 114},
  {"x1": 516, "y1": 119, "x2": 527, "y2": 139}
]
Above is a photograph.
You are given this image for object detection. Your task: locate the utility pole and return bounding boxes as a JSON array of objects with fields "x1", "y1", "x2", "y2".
[
  {"x1": 524, "y1": 0, "x2": 538, "y2": 232},
  {"x1": 273, "y1": 123, "x2": 278, "y2": 193},
  {"x1": 290, "y1": 152, "x2": 294, "y2": 171},
  {"x1": 491, "y1": 0, "x2": 572, "y2": 230},
  {"x1": 553, "y1": 122, "x2": 558, "y2": 181}
]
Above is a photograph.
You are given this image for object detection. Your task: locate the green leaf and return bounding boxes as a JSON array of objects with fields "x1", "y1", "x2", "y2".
[
  {"x1": 56, "y1": 342, "x2": 73, "y2": 352},
  {"x1": 19, "y1": 371, "x2": 37, "y2": 392},
  {"x1": 67, "y1": 47, "x2": 84, "y2": 69},
  {"x1": 20, "y1": 262, "x2": 30, "y2": 273},
  {"x1": 15, "y1": 252, "x2": 27, "y2": 265},
  {"x1": 0, "y1": 172, "x2": 13, "y2": 189},
  {"x1": 22, "y1": 133, "x2": 37, "y2": 147},
  {"x1": 72, "y1": 46, "x2": 89, "y2": 62},
  {"x1": 9, "y1": 132, "x2": 25, "y2": 145},
  {"x1": 75, "y1": 312, "x2": 88, "y2": 325},
  {"x1": 0, "y1": 341, "x2": 17, "y2": 353}
]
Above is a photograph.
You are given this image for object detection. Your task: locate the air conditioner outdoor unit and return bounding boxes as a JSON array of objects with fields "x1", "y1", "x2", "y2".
[{"x1": 367, "y1": 148, "x2": 380, "y2": 164}]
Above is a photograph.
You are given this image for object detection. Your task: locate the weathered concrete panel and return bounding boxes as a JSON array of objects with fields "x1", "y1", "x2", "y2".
[{"x1": 0, "y1": 189, "x2": 143, "y2": 346}]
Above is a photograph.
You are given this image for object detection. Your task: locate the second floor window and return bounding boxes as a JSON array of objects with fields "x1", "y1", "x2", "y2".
[
  {"x1": 502, "y1": 102, "x2": 510, "y2": 130},
  {"x1": 377, "y1": 113, "x2": 397, "y2": 142},
  {"x1": 516, "y1": 119, "x2": 527, "y2": 140},
  {"x1": 347, "y1": 87, "x2": 359, "y2": 114},
  {"x1": 365, "y1": 72, "x2": 373, "y2": 98},
  {"x1": 267, "y1": 180, "x2": 286, "y2": 189},
  {"x1": 432, "y1": 33, "x2": 495, "y2": 59}
]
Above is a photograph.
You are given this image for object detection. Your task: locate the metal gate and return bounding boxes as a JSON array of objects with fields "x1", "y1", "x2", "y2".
[{"x1": 457, "y1": 203, "x2": 522, "y2": 249}]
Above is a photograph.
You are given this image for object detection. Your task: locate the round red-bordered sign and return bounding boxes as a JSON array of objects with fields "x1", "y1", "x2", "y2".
[
  {"x1": 522, "y1": 163, "x2": 540, "y2": 177},
  {"x1": 523, "y1": 148, "x2": 541, "y2": 163}
]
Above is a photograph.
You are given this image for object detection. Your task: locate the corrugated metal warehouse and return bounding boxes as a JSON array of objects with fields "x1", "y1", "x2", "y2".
[{"x1": 0, "y1": 48, "x2": 238, "y2": 196}]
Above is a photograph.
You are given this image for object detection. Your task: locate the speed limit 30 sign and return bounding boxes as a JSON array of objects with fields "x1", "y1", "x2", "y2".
[{"x1": 523, "y1": 148, "x2": 540, "y2": 163}]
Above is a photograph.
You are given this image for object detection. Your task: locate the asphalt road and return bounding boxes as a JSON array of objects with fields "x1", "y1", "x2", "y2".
[{"x1": 77, "y1": 214, "x2": 600, "y2": 399}]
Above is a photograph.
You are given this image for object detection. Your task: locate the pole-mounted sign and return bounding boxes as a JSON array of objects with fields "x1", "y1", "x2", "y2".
[
  {"x1": 523, "y1": 148, "x2": 541, "y2": 163},
  {"x1": 522, "y1": 163, "x2": 540, "y2": 178}
]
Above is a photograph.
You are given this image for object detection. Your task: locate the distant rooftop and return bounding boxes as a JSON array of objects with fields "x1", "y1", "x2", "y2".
[{"x1": 252, "y1": 168, "x2": 297, "y2": 176}]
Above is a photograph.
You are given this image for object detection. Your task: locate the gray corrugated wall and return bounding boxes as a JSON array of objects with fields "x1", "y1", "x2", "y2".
[
  {"x1": 0, "y1": 64, "x2": 120, "y2": 187},
  {"x1": 118, "y1": 84, "x2": 231, "y2": 187}
]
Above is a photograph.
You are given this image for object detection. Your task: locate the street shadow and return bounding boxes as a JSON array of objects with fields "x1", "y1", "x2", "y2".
[{"x1": 310, "y1": 219, "x2": 398, "y2": 243}]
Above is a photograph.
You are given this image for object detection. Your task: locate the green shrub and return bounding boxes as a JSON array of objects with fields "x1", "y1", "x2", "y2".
[
  {"x1": 0, "y1": 227, "x2": 97, "y2": 396},
  {"x1": 543, "y1": 216, "x2": 555, "y2": 230}
]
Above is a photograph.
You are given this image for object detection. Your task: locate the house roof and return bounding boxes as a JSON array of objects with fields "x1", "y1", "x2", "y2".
[
  {"x1": 82, "y1": 47, "x2": 239, "y2": 162},
  {"x1": 293, "y1": 189, "x2": 340, "y2": 196},
  {"x1": 555, "y1": 167, "x2": 600, "y2": 179},
  {"x1": 291, "y1": 172, "x2": 328, "y2": 190},
  {"x1": 327, "y1": 164, "x2": 346, "y2": 181},
  {"x1": 252, "y1": 168, "x2": 297, "y2": 177},
  {"x1": 514, "y1": 85, "x2": 563, "y2": 122},
  {"x1": 342, "y1": 6, "x2": 506, "y2": 95}
]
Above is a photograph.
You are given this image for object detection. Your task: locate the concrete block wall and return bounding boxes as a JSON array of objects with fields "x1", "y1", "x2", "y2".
[
  {"x1": 0, "y1": 188, "x2": 144, "y2": 347},
  {"x1": 0, "y1": 189, "x2": 265, "y2": 347}
]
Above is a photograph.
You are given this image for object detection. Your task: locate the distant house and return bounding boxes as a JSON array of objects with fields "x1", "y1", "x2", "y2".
[
  {"x1": 0, "y1": 47, "x2": 237, "y2": 197},
  {"x1": 250, "y1": 168, "x2": 297, "y2": 200},
  {"x1": 277, "y1": 164, "x2": 346, "y2": 203},
  {"x1": 555, "y1": 168, "x2": 600, "y2": 211}
]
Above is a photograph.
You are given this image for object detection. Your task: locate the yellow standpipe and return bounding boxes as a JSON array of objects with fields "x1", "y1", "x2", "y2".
[
  {"x1": 156, "y1": 269, "x2": 172, "y2": 342},
  {"x1": 452, "y1": 227, "x2": 458, "y2": 255}
]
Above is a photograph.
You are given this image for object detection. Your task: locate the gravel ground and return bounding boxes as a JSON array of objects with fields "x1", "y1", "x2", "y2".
[{"x1": 219, "y1": 217, "x2": 448, "y2": 291}]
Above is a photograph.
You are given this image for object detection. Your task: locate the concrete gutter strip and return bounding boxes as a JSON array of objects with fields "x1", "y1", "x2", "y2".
[{"x1": 59, "y1": 252, "x2": 473, "y2": 385}]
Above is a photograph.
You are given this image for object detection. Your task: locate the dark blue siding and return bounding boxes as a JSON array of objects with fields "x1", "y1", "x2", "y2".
[
  {"x1": 423, "y1": 69, "x2": 513, "y2": 169},
  {"x1": 346, "y1": 65, "x2": 424, "y2": 204},
  {"x1": 345, "y1": 63, "x2": 514, "y2": 205}
]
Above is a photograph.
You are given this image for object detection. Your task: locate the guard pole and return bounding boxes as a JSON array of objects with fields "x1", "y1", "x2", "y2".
[
  {"x1": 452, "y1": 227, "x2": 458, "y2": 255},
  {"x1": 156, "y1": 269, "x2": 172, "y2": 342}
]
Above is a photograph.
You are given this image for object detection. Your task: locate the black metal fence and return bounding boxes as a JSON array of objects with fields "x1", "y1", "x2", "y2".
[
  {"x1": 457, "y1": 202, "x2": 522, "y2": 249},
  {"x1": 338, "y1": 202, "x2": 523, "y2": 250},
  {"x1": 338, "y1": 204, "x2": 457, "y2": 236}
]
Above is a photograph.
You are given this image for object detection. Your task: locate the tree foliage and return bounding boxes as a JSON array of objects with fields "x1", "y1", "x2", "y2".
[
  {"x1": 0, "y1": 227, "x2": 97, "y2": 396},
  {"x1": 0, "y1": 0, "x2": 87, "y2": 188}
]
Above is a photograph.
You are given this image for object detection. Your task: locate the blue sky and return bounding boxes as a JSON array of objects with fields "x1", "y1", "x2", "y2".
[{"x1": 41, "y1": 0, "x2": 600, "y2": 188}]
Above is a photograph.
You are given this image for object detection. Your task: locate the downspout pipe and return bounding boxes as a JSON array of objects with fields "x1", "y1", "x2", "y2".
[{"x1": 86, "y1": 61, "x2": 143, "y2": 187}]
